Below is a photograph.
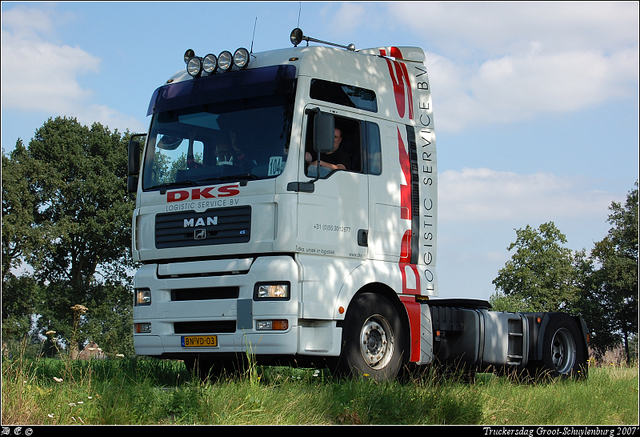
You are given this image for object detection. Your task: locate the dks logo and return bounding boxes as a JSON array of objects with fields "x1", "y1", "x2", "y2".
[{"x1": 166, "y1": 183, "x2": 240, "y2": 202}]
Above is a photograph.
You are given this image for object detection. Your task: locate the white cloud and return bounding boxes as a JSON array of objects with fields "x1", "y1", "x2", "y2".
[
  {"x1": 382, "y1": 2, "x2": 639, "y2": 133},
  {"x1": 439, "y1": 168, "x2": 618, "y2": 223},
  {"x1": 1, "y1": 5, "x2": 145, "y2": 135},
  {"x1": 426, "y1": 47, "x2": 637, "y2": 132},
  {"x1": 470, "y1": 48, "x2": 638, "y2": 119},
  {"x1": 1, "y1": 6, "x2": 98, "y2": 113},
  {"x1": 390, "y1": 2, "x2": 638, "y2": 57}
]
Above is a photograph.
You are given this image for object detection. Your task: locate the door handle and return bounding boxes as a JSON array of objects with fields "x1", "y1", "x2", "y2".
[{"x1": 357, "y1": 229, "x2": 368, "y2": 247}]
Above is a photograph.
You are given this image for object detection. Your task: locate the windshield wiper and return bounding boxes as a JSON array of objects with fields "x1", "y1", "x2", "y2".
[
  {"x1": 197, "y1": 174, "x2": 260, "y2": 186},
  {"x1": 147, "y1": 180, "x2": 199, "y2": 194}
]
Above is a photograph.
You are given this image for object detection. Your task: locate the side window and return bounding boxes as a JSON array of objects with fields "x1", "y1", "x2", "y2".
[
  {"x1": 305, "y1": 114, "x2": 361, "y2": 177},
  {"x1": 304, "y1": 112, "x2": 382, "y2": 177},
  {"x1": 365, "y1": 122, "x2": 382, "y2": 175},
  {"x1": 310, "y1": 79, "x2": 377, "y2": 113}
]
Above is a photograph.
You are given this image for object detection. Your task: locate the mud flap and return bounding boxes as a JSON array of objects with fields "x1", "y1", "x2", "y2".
[{"x1": 417, "y1": 303, "x2": 433, "y2": 365}]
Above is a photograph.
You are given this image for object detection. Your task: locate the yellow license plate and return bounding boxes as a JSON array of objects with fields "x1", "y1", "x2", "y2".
[{"x1": 181, "y1": 335, "x2": 218, "y2": 347}]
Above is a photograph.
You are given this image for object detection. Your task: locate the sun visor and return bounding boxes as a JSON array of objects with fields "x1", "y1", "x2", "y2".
[{"x1": 147, "y1": 65, "x2": 297, "y2": 116}]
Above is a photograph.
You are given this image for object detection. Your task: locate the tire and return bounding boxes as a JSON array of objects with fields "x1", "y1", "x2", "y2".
[
  {"x1": 528, "y1": 313, "x2": 588, "y2": 380},
  {"x1": 337, "y1": 292, "x2": 407, "y2": 381}
]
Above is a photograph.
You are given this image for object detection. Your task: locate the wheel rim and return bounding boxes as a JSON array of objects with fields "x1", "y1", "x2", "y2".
[
  {"x1": 359, "y1": 314, "x2": 394, "y2": 369},
  {"x1": 550, "y1": 327, "x2": 577, "y2": 374}
]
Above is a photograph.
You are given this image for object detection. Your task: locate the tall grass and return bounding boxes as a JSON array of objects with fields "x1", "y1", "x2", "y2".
[{"x1": 2, "y1": 349, "x2": 637, "y2": 425}]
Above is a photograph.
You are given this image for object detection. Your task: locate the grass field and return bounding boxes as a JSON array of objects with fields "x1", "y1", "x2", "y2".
[{"x1": 2, "y1": 353, "x2": 638, "y2": 425}]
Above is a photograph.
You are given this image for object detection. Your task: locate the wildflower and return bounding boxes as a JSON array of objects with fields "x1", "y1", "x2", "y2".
[
  {"x1": 53, "y1": 377, "x2": 63, "y2": 383},
  {"x1": 48, "y1": 414, "x2": 54, "y2": 418},
  {"x1": 71, "y1": 304, "x2": 88, "y2": 314}
]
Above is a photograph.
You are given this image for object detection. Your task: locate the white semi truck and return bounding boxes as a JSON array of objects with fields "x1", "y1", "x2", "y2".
[{"x1": 128, "y1": 29, "x2": 589, "y2": 381}]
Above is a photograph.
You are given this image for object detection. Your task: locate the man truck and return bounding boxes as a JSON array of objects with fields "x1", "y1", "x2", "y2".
[{"x1": 128, "y1": 28, "x2": 589, "y2": 381}]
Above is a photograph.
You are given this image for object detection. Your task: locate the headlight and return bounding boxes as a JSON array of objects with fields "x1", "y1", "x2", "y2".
[
  {"x1": 187, "y1": 56, "x2": 202, "y2": 77},
  {"x1": 202, "y1": 53, "x2": 217, "y2": 74},
  {"x1": 233, "y1": 48, "x2": 250, "y2": 69},
  {"x1": 255, "y1": 283, "x2": 290, "y2": 300},
  {"x1": 257, "y1": 320, "x2": 289, "y2": 331},
  {"x1": 218, "y1": 50, "x2": 233, "y2": 71},
  {"x1": 135, "y1": 288, "x2": 151, "y2": 306},
  {"x1": 135, "y1": 323, "x2": 152, "y2": 333}
]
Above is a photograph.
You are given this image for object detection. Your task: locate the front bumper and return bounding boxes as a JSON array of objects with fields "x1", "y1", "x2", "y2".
[{"x1": 133, "y1": 255, "x2": 341, "y2": 358}]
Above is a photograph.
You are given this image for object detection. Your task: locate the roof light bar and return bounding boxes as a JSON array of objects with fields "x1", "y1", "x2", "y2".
[{"x1": 183, "y1": 47, "x2": 251, "y2": 77}]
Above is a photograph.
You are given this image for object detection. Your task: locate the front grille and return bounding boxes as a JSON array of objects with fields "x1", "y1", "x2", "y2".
[
  {"x1": 155, "y1": 206, "x2": 251, "y2": 249},
  {"x1": 171, "y1": 287, "x2": 239, "y2": 301},
  {"x1": 174, "y1": 321, "x2": 236, "y2": 334}
]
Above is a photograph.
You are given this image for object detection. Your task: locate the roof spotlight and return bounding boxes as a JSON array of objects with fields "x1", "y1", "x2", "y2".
[
  {"x1": 290, "y1": 28, "x2": 303, "y2": 46},
  {"x1": 218, "y1": 50, "x2": 233, "y2": 71},
  {"x1": 184, "y1": 49, "x2": 196, "y2": 64},
  {"x1": 233, "y1": 48, "x2": 250, "y2": 69},
  {"x1": 202, "y1": 53, "x2": 218, "y2": 74},
  {"x1": 187, "y1": 56, "x2": 202, "y2": 77}
]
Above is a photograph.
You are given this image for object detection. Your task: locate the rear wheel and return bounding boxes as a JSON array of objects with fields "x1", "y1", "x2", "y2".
[
  {"x1": 528, "y1": 313, "x2": 588, "y2": 380},
  {"x1": 337, "y1": 293, "x2": 407, "y2": 381}
]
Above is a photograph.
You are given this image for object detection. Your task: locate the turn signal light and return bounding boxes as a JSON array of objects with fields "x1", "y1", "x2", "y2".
[
  {"x1": 257, "y1": 320, "x2": 288, "y2": 331},
  {"x1": 135, "y1": 323, "x2": 152, "y2": 333}
]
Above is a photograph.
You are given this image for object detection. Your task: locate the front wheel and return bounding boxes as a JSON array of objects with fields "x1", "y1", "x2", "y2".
[{"x1": 337, "y1": 293, "x2": 407, "y2": 381}]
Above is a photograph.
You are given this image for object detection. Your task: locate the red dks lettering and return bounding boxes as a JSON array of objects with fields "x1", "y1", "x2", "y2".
[
  {"x1": 166, "y1": 183, "x2": 240, "y2": 202},
  {"x1": 397, "y1": 128, "x2": 420, "y2": 295},
  {"x1": 400, "y1": 231, "x2": 420, "y2": 295},
  {"x1": 380, "y1": 47, "x2": 414, "y2": 120},
  {"x1": 397, "y1": 128, "x2": 412, "y2": 221}
]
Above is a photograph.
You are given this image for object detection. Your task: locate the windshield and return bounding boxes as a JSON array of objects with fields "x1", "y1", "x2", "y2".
[{"x1": 142, "y1": 66, "x2": 296, "y2": 191}]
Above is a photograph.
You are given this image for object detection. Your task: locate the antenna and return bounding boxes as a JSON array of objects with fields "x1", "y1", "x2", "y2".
[
  {"x1": 297, "y1": 2, "x2": 301, "y2": 28},
  {"x1": 250, "y1": 17, "x2": 258, "y2": 54}
]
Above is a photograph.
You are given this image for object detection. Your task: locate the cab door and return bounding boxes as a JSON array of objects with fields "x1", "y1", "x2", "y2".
[
  {"x1": 295, "y1": 106, "x2": 369, "y2": 319},
  {"x1": 296, "y1": 106, "x2": 369, "y2": 260}
]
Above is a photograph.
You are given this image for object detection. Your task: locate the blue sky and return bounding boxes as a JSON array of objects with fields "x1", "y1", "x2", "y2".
[{"x1": 2, "y1": 2, "x2": 638, "y2": 300}]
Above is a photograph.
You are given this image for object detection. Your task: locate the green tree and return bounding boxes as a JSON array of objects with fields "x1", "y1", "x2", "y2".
[
  {"x1": 2, "y1": 140, "x2": 48, "y2": 342},
  {"x1": 492, "y1": 222, "x2": 578, "y2": 312},
  {"x1": 2, "y1": 140, "x2": 45, "y2": 282},
  {"x1": 2, "y1": 117, "x2": 136, "y2": 356},
  {"x1": 576, "y1": 182, "x2": 638, "y2": 362}
]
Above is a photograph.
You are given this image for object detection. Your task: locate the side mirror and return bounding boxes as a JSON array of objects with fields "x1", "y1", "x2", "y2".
[
  {"x1": 128, "y1": 139, "x2": 141, "y2": 176},
  {"x1": 313, "y1": 110, "x2": 335, "y2": 154},
  {"x1": 127, "y1": 176, "x2": 138, "y2": 194}
]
